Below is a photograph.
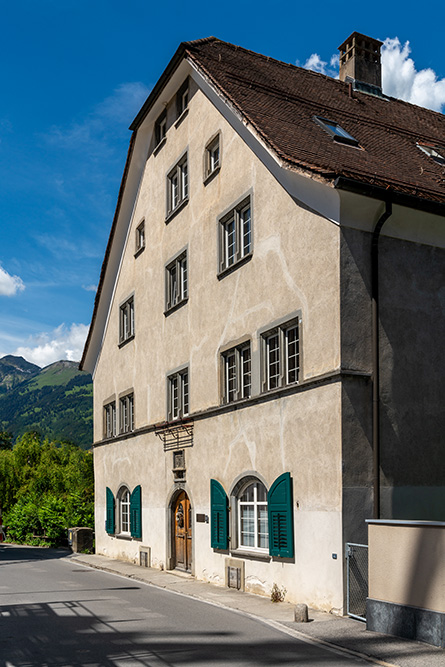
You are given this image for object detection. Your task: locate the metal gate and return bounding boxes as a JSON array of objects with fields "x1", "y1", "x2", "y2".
[{"x1": 346, "y1": 543, "x2": 368, "y2": 621}]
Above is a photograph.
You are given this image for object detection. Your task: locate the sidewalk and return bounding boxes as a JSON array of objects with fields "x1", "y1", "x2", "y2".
[{"x1": 67, "y1": 552, "x2": 443, "y2": 667}]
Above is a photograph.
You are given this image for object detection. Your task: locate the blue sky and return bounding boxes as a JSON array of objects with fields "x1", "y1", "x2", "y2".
[{"x1": 1, "y1": 0, "x2": 444, "y2": 367}]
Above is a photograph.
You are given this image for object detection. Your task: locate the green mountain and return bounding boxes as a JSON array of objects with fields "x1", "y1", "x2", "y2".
[
  {"x1": 0, "y1": 355, "x2": 40, "y2": 392},
  {"x1": 0, "y1": 357, "x2": 93, "y2": 449}
]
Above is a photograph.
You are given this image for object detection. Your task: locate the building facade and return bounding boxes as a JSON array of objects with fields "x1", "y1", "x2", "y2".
[{"x1": 81, "y1": 34, "x2": 445, "y2": 612}]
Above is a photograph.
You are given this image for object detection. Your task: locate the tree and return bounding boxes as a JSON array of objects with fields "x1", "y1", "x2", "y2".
[
  {"x1": 0, "y1": 431, "x2": 12, "y2": 451},
  {"x1": 1, "y1": 432, "x2": 94, "y2": 547}
]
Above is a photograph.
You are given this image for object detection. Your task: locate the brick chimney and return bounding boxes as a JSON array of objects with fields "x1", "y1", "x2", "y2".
[{"x1": 338, "y1": 32, "x2": 383, "y2": 95}]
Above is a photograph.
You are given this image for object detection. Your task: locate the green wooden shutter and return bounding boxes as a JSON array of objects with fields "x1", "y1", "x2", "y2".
[
  {"x1": 268, "y1": 472, "x2": 294, "y2": 558},
  {"x1": 130, "y1": 485, "x2": 142, "y2": 538},
  {"x1": 210, "y1": 479, "x2": 228, "y2": 549},
  {"x1": 106, "y1": 487, "x2": 115, "y2": 535}
]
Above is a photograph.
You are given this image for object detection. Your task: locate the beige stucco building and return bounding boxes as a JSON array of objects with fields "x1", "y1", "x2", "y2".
[{"x1": 81, "y1": 34, "x2": 445, "y2": 614}]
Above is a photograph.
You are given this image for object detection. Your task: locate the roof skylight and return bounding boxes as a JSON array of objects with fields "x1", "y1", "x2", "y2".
[
  {"x1": 314, "y1": 116, "x2": 359, "y2": 147},
  {"x1": 416, "y1": 143, "x2": 445, "y2": 166}
]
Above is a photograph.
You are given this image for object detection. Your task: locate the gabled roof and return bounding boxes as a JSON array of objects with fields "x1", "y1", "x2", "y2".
[
  {"x1": 80, "y1": 36, "x2": 445, "y2": 372},
  {"x1": 177, "y1": 38, "x2": 445, "y2": 205}
]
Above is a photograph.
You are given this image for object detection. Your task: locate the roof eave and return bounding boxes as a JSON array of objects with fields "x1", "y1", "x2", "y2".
[
  {"x1": 334, "y1": 176, "x2": 445, "y2": 217},
  {"x1": 79, "y1": 131, "x2": 137, "y2": 372},
  {"x1": 129, "y1": 37, "x2": 217, "y2": 131}
]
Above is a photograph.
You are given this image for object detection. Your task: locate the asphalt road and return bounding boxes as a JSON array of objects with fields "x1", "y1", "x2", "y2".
[{"x1": 0, "y1": 544, "x2": 370, "y2": 666}]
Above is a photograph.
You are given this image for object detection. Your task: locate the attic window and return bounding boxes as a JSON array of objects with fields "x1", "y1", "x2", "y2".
[
  {"x1": 417, "y1": 143, "x2": 445, "y2": 165},
  {"x1": 314, "y1": 116, "x2": 359, "y2": 147}
]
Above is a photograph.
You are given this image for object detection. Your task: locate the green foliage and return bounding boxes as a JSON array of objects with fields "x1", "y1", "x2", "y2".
[
  {"x1": 0, "y1": 432, "x2": 94, "y2": 547},
  {"x1": 0, "y1": 361, "x2": 93, "y2": 449},
  {"x1": 0, "y1": 431, "x2": 13, "y2": 450}
]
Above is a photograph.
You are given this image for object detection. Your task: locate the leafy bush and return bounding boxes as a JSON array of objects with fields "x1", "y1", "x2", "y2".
[{"x1": 1, "y1": 433, "x2": 94, "y2": 547}]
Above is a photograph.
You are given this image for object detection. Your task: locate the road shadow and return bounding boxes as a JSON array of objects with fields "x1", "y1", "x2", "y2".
[
  {"x1": 0, "y1": 598, "x2": 365, "y2": 666},
  {"x1": 0, "y1": 543, "x2": 71, "y2": 564}
]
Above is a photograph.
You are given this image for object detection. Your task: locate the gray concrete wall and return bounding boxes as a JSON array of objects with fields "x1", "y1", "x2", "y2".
[
  {"x1": 340, "y1": 223, "x2": 445, "y2": 527},
  {"x1": 379, "y1": 237, "x2": 445, "y2": 520}
]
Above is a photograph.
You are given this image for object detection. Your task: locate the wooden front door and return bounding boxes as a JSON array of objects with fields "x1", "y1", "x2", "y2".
[{"x1": 174, "y1": 491, "x2": 192, "y2": 572}]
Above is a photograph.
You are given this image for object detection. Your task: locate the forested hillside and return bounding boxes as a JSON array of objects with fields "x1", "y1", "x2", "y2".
[{"x1": 0, "y1": 357, "x2": 93, "y2": 448}]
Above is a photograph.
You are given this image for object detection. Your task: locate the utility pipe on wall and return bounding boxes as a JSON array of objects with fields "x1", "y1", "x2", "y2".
[{"x1": 371, "y1": 200, "x2": 392, "y2": 519}]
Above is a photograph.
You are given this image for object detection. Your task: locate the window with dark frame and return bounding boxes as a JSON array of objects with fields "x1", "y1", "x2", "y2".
[
  {"x1": 165, "y1": 251, "x2": 188, "y2": 312},
  {"x1": 135, "y1": 221, "x2": 145, "y2": 253},
  {"x1": 313, "y1": 116, "x2": 359, "y2": 147},
  {"x1": 155, "y1": 111, "x2": 167, "y2": 146},
  {"x1": 222, "y1": 343, "x2": 251, "y2": 403},
  {"x1": 176, "y1": 80, "x2": 189, "y2": 117},
  {"x1": 262, "y1": 319, "x2": 300, "y2": 391},
  {"x1": 119, "y1": 297, "x2": 134, "y2": 344},
  {"x1": 167, "y1": 369, "x2": 189, "y2": 420},
  {"x1": 104, "y1": 401, "x2": 116, "y2": 439},
  {"x1": 219, "y1": 197, "x2": 251, "y2": 274},
  {"x1": 204, "y1": 134, "x2": 220, "y2": 180},
  {"x1": 119, "y1": 393, "x2": 134, "y2": 434},
  {"x1": 167, "y1": 155, "x2": 188, "y2": 216}
]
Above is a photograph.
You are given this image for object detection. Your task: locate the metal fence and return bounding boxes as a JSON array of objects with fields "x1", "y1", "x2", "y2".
[{"x1": 346, "y1": 543, "x2": 368, "y2": 621}]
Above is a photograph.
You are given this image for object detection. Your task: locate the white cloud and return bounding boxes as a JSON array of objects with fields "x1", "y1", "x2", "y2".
[
  {"x1": 0, "y1": 265, "x2": 25, "y2": 296},
  {"x1": 300, "y1": 53, "x2": 338, "y2": 78},
  {"x1": 381, "y1": 38, "x2": 445, "y2": 112},
  {"x1": 14, "y1": 323, "x2": 89, "y2": 367},
  {"x1": 82, "y1": 284, "x2": 97, "y2": 293},
  {"x1": 300, "y1": 37, "x2": 445, "y2": 113}
]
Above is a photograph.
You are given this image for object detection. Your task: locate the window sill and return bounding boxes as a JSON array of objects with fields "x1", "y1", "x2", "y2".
[
  {"x1": 118, "y1": 334, "x2": 135, "y2": 349},
  {"x1": 164, "y1": 297, "x2": 188, "y2": 317},
  {"x1": 115, "y1": 533, "x2": 132, "y2": 540},
  {"x1": 153, "y1": 136, "x2": 167, "y2": 156},
  {"x1": 203, "y1": 165, "x2": 220, "y2": 186},
  {"x1": 230, "y1": 549, "x2": 271, "y2": 562},
  {"x1": 165, "y1": 197, "x2": 189, "y2": 224},
  {"x1": 217, "y1": 253, "x2": 252, "y2": 280},
  {"x1": 261, "y1": 380, "x2": 299, "y2": 395},
  {"x1": 174, "y1": 107, "x2": 189, "y2": 128},
  {"x1": 134, "y1": 246, "x2": 145, "y2": 259}
]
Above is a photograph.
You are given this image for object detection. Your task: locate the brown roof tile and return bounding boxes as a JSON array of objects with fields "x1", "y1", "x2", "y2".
[{"x1": 185, "y1": 38, "x2": 445, "y2": 205}]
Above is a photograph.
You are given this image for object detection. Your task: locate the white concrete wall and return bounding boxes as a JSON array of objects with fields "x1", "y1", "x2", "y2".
[{"x1": 93, "y1": 80, "x2": 345, "y2": 612}]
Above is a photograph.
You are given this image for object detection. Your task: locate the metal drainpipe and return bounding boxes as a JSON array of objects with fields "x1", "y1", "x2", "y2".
[{"x1": 371, "y1": 200, "x2": 392, "y2": 519}]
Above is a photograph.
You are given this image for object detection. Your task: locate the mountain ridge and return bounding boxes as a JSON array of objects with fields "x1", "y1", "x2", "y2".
[{"x1": 0, "y1": 355, "x2": 93, "y2": 448}]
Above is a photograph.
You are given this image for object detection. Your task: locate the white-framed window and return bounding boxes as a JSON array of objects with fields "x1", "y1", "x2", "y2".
[
  {"x1": 222, "y1": 343, "x2": 251, "y2": 403},
  {"x1": 237, "y1": 480, "x2": 269, "y2": 552},
  {"x1": 119, "y1": 393, "x2": 134, "y2": 434},
  {"x1": 167, "y1": 155, "x2": 188, "y2": 216},
  {"x1": 204, "y1": 134, "x2": 220, "y2": 180},
  {"x1": 155, "y1": 111, "x2": 167, "y2": 146},
  {"x1": 176, "y1": 80, "x2": 189, "y2": 117},
  {"x1": 165, "y1": 251, "x2": 188, "y2": 312},
  {"x1": 313, "y1": 116, "x2": 359, "y2": 147},
  {"x1": 119, "y1": 296, "x2": 134, "y2": 344},
  {"x1": 261, "y1": 319, "x2": 300, "y2": 391},
  {"x1": 167, "y1": 369, "x2": 189, "y2": 420},
  {"x1": 118, "y1": 486, "x2": 131, "y2": 534},
  {"x1": 219, "y1": 197, "x2": 251, "y2": 274},
  {"x1": 104, "y1": 401, "x2": 116, "y2": 439},
  {"x1": 416, "y1": 142, "x2": 445, "y2": 165},
  {"x1": 135, "y1": 220, "x2": 145, "y2": 254}
]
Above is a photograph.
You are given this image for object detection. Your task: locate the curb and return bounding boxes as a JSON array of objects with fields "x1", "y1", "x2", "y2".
[{"x1": 67, "y1": 555, "x2": 398, "y2": 667}]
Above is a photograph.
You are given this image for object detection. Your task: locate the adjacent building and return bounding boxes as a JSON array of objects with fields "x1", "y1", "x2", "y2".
[{"x1": 80, "y1": 33, "x2": 445, "y2": 612}]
